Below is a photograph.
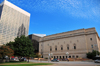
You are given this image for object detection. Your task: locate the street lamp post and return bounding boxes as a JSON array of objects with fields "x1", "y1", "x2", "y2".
[
  {"x1": 73, "y1": 47, "x2": 75, "y2": 61},
  {"x1": 66, "y1": 52, "x2": 69, "y2": 58},
  {"x1": 50, "y1": 53, "x2": 53, "y2": 60},
  {"x1": 48, "y1": 53, "x2": 53, "y2": 62},
  {"x1": 48, "y1": 53, "x2": 50, "y2": 62}
]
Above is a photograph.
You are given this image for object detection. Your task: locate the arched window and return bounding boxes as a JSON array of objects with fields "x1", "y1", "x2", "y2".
[
  {"x1": 72, "y1": 55, "x2": 75, "y2": 58},
  {"x1": 90, "y1": 38, "x2": 92, "y2": 40},
  {"x1": 61, "y1": 45, "x2": 63, "y2": 50},
  {"x1": 76, "y1": 56, "x2": 78, "y2": 58},
  {"x1": 60, "y1": 56, "x2": 61, "y2": 59},
  {"x1": 69, "y1": 56, "x2": 71, "y2": 58},
  {"x1": 50, "y1": 46, "x2": 52, "y2": 51},
  {"x1": 63, "y1": 56, "x2": 64, "y2": 59},
  {"x1": 55, "y1": 45, "x2": 57, "y2": 51},
  {"x1": 74, "y1": 44, "x2": 76, "y2": 49},
  {"x1": 57, "y1": 56, "x2": 58, "y2": 59},
  {"x1": 67, "y1": 44, "x2": 69, "y2": 50}
]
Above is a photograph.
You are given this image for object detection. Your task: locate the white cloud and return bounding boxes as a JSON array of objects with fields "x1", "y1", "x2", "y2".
[{"x1": 9, "y1": 0, "x2": 100, "y2": 19}]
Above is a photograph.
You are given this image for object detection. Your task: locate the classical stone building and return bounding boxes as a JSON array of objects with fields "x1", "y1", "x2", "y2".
[
  {"x1": 0, "y1": 0, "x2": 30, "y2": 45},
  {"x1": 39, "y1": 28, "x2": 100, "y2": 59}
]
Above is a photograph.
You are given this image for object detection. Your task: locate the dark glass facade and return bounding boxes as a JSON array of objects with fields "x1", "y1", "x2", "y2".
[{"x1": 29, "y1": 34, "x2": 40, "y2": 53}]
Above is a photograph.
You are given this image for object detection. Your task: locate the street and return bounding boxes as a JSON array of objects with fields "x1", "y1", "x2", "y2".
[{"x1": 30, "y1": 60, "x2": 100, "y2": 66}]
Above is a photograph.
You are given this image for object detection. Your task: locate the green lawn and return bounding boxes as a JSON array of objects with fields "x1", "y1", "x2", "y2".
[
  {"x1": 0, "y1": 63, "x2": 52, "y2": 66},
  {"x1": 2, "y1": 61, "x2": 27, "y2": 63},
  {"x1": 0, "y1": 62, "x2": 52, "y2": 66}
]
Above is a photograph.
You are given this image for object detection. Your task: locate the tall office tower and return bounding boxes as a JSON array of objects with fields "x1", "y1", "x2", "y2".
[{"x1": 0, "y1": 0, "x2": 30, "y2": 45}]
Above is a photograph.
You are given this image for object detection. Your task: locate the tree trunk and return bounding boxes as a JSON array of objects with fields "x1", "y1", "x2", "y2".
[
  {"x1": 19, "y1": 57, "x2": 22, "y2": 62},
  {"x1": 28, "y1": 57, "x2": 29, "y2": 63}
]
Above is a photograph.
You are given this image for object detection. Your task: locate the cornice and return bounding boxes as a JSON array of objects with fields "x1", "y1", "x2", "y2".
[{"x1": 39, "y1": 30, "x2": 97, "y2": 42}]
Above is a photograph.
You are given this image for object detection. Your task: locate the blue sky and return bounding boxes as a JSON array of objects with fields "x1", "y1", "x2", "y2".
[{"x1": 0, "y1": 0, "x2": 100, "y2": 36}]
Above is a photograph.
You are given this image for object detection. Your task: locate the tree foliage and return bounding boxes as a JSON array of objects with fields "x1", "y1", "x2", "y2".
[
  {"x1": 6, "y1": 35, "x2": 34, "y2": 62},
  {"x1": 86, "y1": 50, "x2": 100, "y2": 59},
  {"x1": 15, "y1": 35, "x2": 34, "y2": 57},
  {"x1": 6, "y1": 41, "x2": 14, "y2": 50},
  {"x1": 6, "y1": 35, "x2": 34, "y2": 57},
  {"x1": 0, "y1": 45, "x2": 14, "y2": 58}
]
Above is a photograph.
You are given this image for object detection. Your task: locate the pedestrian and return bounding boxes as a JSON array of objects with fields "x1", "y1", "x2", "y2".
[{"x1": 67, "y1": 58, "x2": 69, "y2": 62}]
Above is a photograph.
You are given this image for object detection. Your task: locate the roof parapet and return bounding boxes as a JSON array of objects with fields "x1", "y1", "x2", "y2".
[{"x1": 0, "y1": 0, "x2": 30, "y2": 17}]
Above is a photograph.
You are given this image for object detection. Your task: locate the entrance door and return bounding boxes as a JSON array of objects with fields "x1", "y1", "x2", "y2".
[
  {"x1": 60, "y1": 56, "x2": 61, "y2": 59},
  {"x1": 63, "y1": 56, "x2": 64, "y2": 59},
  {"x1": 54, "y1": 56, "x2": 55, "y2": 59},
  {"x1": 57, "y1": 56, "x2": 58, "y2": 59}
]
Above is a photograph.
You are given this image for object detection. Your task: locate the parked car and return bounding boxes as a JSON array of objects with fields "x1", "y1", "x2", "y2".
[
  {"x1": 94, "y1": 59, "x2": 100, "y2": 63},
  {"x1": 51, "y1": 59, "x2": 59, "y2": 62},
  {"x1": 4, "y1": 56, "x2": 10, "y2": 62},
  {"x1": 10, "y1": 57, "x2": 19, "y2": 61},
  {"x1": 20, "y1": 57, "x2": 27, "y2": 61}
]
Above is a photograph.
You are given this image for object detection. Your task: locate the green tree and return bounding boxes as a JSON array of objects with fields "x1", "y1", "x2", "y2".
[
  {"x1": 6, "y1": 41, "x2": 14, "y2": 50},
  {"x1": 86, "y1": 50, "x2": 100, "y2": 59},
  {"x1": 0, "y1": 45, "x2": 14, "y2": 58},
  {"x1": 6, "y1": 35, "x2": 34, "y2": 62}
]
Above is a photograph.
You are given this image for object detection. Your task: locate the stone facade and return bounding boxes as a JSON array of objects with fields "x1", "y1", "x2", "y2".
[
  {"x1": 39, "y1": 28, "x2": 100, "y2": 59},
  {"x1": 0, "y1": 0, "x2": 30, "y2": 45}
]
